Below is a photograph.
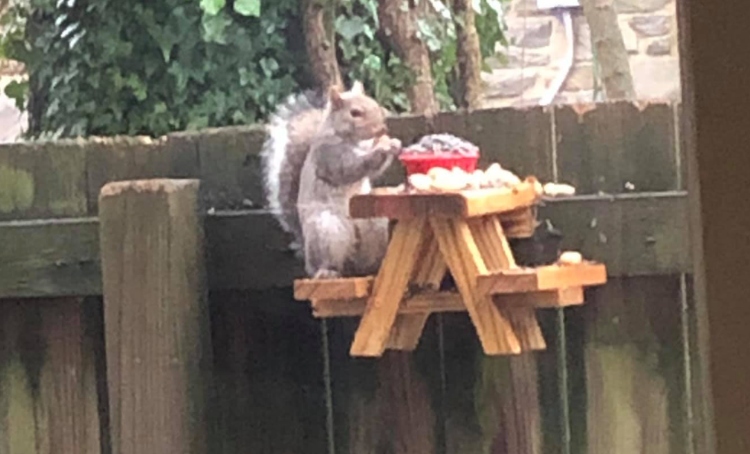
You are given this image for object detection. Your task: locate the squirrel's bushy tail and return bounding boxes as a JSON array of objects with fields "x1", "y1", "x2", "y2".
[{"x1": 261, "y1": 90, "x2": 327, "y2": 251}]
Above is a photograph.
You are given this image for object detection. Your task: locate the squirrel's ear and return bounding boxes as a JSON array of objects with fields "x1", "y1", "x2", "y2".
[
  {"x1": 329, "y1": 85, "x2": 344, "y2": 110},
  {"x1": 350, "y1": 80, "x2": 364, "y2": 95}
]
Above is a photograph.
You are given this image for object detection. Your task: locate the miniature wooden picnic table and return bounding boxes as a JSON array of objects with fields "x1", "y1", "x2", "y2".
[{"x1": 294, "y1": 177, "x2": 607, "y2": 357}]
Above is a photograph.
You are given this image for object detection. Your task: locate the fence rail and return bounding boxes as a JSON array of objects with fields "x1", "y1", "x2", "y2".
[{"x1": 0, "y1": 100, "x2": 699, "y2": 454}]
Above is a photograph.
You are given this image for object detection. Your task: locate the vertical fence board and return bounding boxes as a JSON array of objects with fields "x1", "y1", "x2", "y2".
[
  {"x1": 0, "y1": 135, "x2": 104, "y2": 454},
  {"x1": 556, "y1": 103, "x2": 677, "y2": 194},
  {"x1": 0, "y1": 299, "x2": 104, "y2": 454},
  {"x1": 0, "y1": 101, "x2": 694, "y2": 454},
  {"x1": 327, "y1": 316, "x2": 443, "y2": 454},
  {"x1": 470, "y1": 107, "x2": 555, "y2": 181},
  {"x1": 208, "y1": 289, "x2": 328, "y2": 454},
  {"x1": 99, "y1": 179, "x2": 213, "y2": 454},
  {"x1": 439, "y1": 106, "x2": 561, "y2": 454},
  {"x1": 554, "y1": 102, "x2": 689, "y2": 454},
  {"x1": 197, "y1": 127, "x2": 266, "y2": 210}
]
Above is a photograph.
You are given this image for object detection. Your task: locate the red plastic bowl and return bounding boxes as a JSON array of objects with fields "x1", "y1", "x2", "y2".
[{"x1": 398, "y1": 151, "x2": 479, "y2": 176}]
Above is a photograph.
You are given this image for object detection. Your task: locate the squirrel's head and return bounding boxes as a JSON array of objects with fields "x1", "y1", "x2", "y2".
[{"x1": 326, "y1": 81, "x2": 388, "y2": 141}]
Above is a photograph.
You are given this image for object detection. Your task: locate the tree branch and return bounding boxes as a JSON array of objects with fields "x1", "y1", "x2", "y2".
[
  {"x1": 377, "y1": 0, "x2": 438, "y2": 116},
  {"x1": 302, "y1": 0, "x2": 342, "y2": 90},
  {"x1": 454, "y1": 0, "x2": 483, "y2": 109},
  {"x1": 579, "y1": 0, "x2": 636, "y2": 100}
]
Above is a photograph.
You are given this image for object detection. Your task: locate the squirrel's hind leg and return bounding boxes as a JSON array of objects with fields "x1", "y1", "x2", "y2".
[
  {"x1": 350, "y1": 218, "x2": 390, "y2": 276},
  {"x1": 303, "y1": 210, "x2": 356, "y2": 278}
]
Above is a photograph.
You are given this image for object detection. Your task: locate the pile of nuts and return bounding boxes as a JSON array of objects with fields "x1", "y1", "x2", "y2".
[
  {"x1": 401, "y1": 134, "x2": 480, "y2": 156},
  {"x1": 398, "y1": 134, "x2": 577, "y2": 197},
  {"x1": 405, "y1": 163, "x2": 577, "y2": 197},
  {"x1": 407, "y1": 163, "x2": 519, "y2": 192}
]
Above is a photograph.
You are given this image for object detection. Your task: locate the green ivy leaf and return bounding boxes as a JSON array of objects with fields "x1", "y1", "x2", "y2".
[
  {"x1": 199, "y1": 0, "x2": 226, "y2": 16},
  {"x1": 4, "y1": 80, "x2": 28, "y2": 110},
  {"x1": 361, "y1": 0, "x2": 379, "y2": 28},
  {"x1": 234, "y1": 0, "x2": 261, "y2": 17},
  {"x1": 336, "y1": 16, "x2": 366, "y2": 41},
  {"x1": 9, "y1": 0, "x2": 507, "y2": 138},
  {"x1": 362, "y1": 54, "x2": 381, "y2": 71},
  {"x1": 201, "y1": 13, "x2": 230, "y2": 44},
  {"x1": 259, "y1": 57, "x2": 279, "y2": 77}
]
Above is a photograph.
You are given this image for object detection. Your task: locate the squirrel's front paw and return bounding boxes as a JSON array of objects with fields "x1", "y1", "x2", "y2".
[
  {"x1": 388, "y1": 138, "x2": 402, "y2": 153},
  {"x1": 376, "y1": 136, "x2": 402, "y2": 156},
  {"x1": 313, "y1": 269, "x2": 342, "y2": 279}
]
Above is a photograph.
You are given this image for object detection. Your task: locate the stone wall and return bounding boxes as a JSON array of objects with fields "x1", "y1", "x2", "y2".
[{"x1": 481, "y1": 0, "x2": 681, "y2": 108}]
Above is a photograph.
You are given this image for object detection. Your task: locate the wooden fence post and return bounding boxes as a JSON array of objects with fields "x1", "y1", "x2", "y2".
[{"x1": 99, "y1": 179, "x2": 213, "y2": 454}]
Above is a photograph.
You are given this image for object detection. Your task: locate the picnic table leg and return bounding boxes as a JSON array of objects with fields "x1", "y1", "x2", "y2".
[
  {"x1": 387, "y1": 230, "x2": 448, "y2": 351},
  {"x1": 350, "y1": 217, "x2": 427, "y2": 356},
  {"x1": 430, "y1": 217, "x2": 521, "y2": 355},
  {"x1": 473, "y1": 216, "x2": 546, "y2": 350}
]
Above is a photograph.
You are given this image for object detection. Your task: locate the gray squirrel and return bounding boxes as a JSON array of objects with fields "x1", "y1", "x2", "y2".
[{"x1": 261, "y1": 81, "x2": 402, "y2": 279}]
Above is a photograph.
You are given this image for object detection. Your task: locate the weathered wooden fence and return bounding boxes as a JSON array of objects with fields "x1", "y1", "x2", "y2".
[{"x1": 0, "y1": 101, "x2": 701, "y2": 454}]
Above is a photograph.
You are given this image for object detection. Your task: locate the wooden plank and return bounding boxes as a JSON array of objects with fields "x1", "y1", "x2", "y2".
[
  {"x1": 501, "y1": 206, "x2": 537, "y2": 238},
  {"x1": 440, "y1": 315, "x2": 546, "y2": 454},
  {"x1": 0, "y1": 138, "x2": 104, "y2": 454},
  {"x1": 477, "y1": 263, "x2": 607, "y2": 295},
  {"x1": 0, "y1": 217, "x2": 101, "y2": 297},
  {"x1": 311, "y1": 288, "x2": 584, "y2": 318},
  {"x1": 411, "y1": 229, "x2": 445, "y2": 289},
  {"x1": 85, "y1": 134, "x2": 200, "y2": 214},
  {"x1": 431, "y1": 217, "x2": 521, "y2": 355},
  {"x1": 471, "y1": 216, "x2": 546, "y2": 352},
  {"x1": 196, "y1": 126, "x2": 267, "y2": 210},
  {"x1": 294, "y1": 277, "x2": 373, "y2": 301},
  {"x1": 565, "y1": 277, "x2": 688, "y2": 454},
  {"x1": 497, "y1": 286, "x2": 584, "y2": 308},
  {"x1": 312, "y1": 292, "x2": 463, "y2": 317},
  {"x1": 99, "y1": 179, "x2": 213, "y2": 454},
  {"x1": 538, "y1": 192, "x2": 690, "y2": 277},
  {"x1": 327, "y1": 318, "x2": 441, "y2": 454},
  {"x1": 555, "y1": 102, "x2": 690, "y2": 454},
  {"x1": 209, "y1": 289, "x2": 329, "y2": 454},
  {"x1": 0, "y1": 141, "x2": 88, "y2": 221},
  {"x1": 1, "y1": 102, "x2": 681, "y2": 221},
  {"x1": 350, "y1": 218, "x2": 426, "y2": 356},
  {"x1": 463, "y1": 180, "x2": 540, "y2": 217},
  {"x1": 0, "y1": 298, "x2": 104, "y2": 454},
  {"x1": 441, "y1": 309, "x2": 567, "y2": 454},
  {"x1": 0, "y1": 194, "x2": 689, "y2": 299},
  {"x1": 387, "y1": 230, "x2": 448, "y2": 351},
  {"x1": 470, "y1": 217, "x2": 517, "y2": 270},
  {"x1": 204, "y1": 209, "x2": 306, "y2": 291},
  {"x1": 386, "y1": 315, "x2": 432, "y2": 351},
  {"x1": 555, "y1": 103, "x2": 677, "y2": 195},
  {"x1": 469, "y1": 106, "x2": 555, "y2": 182},
  {"x1": 350, "y1": 180, "x2": 539, "y2": 220}
]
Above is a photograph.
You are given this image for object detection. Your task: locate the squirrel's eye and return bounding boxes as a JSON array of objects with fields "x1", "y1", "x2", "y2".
[{"x1": 350, "y1": 109, "x2": 364, "y2": 118}]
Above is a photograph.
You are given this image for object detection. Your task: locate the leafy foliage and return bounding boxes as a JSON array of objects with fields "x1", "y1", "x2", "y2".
[
  {"x1": 1, "y1": 0, "x2": 508, "y2": 138},
  {"x1": 2, "y1": 0, "x2": 304, "y2": 138},
  {"x1": 333, "y1": 0, "x2": 509, "y2": 113},
  {"x1": 335, "y1": 0, "x2": 413, "y2": 112}
]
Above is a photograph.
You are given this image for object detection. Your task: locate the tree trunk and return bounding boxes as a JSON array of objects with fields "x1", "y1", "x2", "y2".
[
  {"x1": 377, "y1": 0, "x2": 439, "y2": 116},
  {"x1": 454, "y1": 0, "x2": 483, "y2": 110},
  {"x1": 579, "y1": 0, "x2": 636, "y2": 100},
  {"x1": 302, "y1": 0, "x2": 342, "y2": 90}
]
